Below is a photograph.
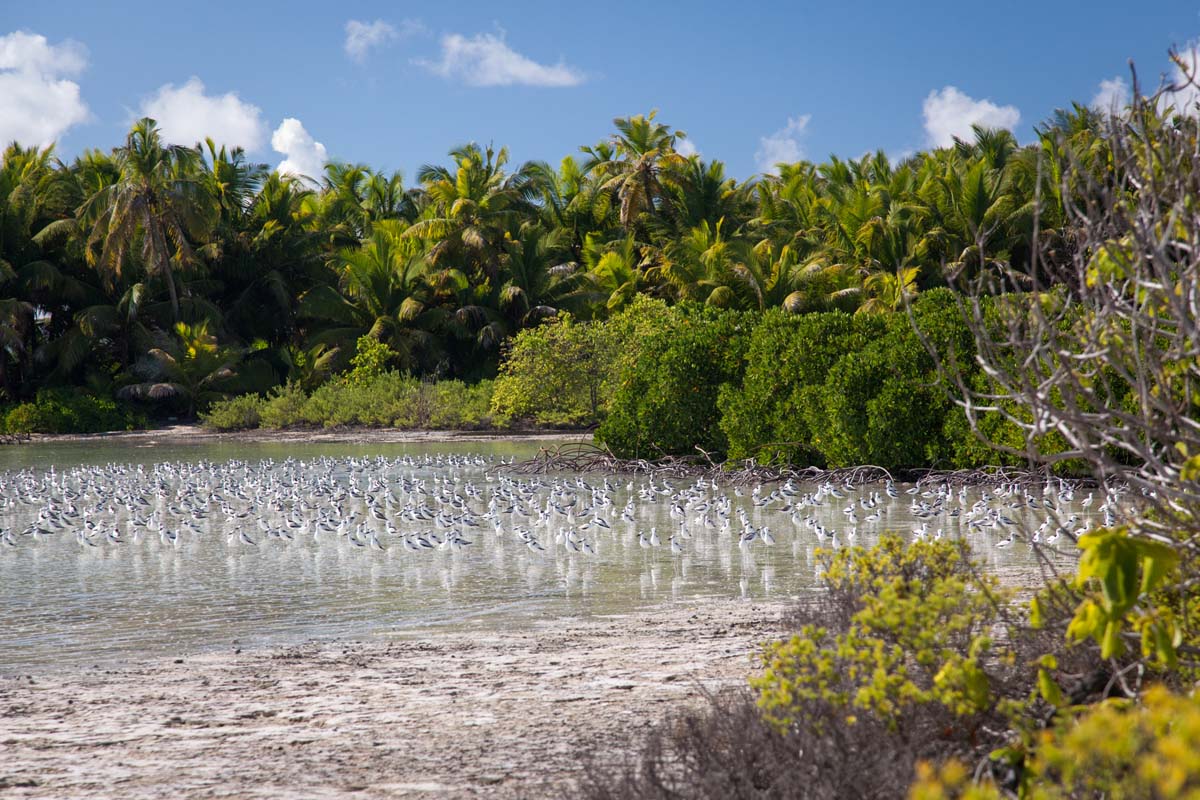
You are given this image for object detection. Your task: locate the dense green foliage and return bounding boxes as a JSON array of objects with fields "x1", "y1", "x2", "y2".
[
  {"x1": 0, "y1": 105, "x2": 1111, "y2": 431},
  {"x1": 1, "y1": 387, "x2": 143, "y2": 434},
  {"x1": 493, "y1": 293, "x2": 1040, "y2": 468},
  {"x1": 586, "y1": 95, "x2": 1200, "y2": 800},
  {"x1": 596, "y1": 304, "x2": 750, "y2": 458},
  {"x1": 490, "y1": 296, "x2": 673, "y2": 427},
  {"x1": 201, "y1": 333, "x2": 495, "y2": 430},
  {"x1": 719, "y1": 289, "x2": 983, "y2": 468},
  {"x1": 202, "y1": 375, "x2": 495, "y2": 431}
]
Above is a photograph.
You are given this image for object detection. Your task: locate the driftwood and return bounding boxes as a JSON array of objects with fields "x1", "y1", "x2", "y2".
[{"x1": 503, "y1": 442, "x2": 1100, "y2": 488}]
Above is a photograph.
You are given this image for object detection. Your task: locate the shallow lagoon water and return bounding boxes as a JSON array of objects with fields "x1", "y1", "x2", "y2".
[{"x1": 0, "y1": 439, "x2": 1090, "y2": 674}]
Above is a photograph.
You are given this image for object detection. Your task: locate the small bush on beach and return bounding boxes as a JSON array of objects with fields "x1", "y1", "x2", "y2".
[
  {"x1": 910, "y1": 685, "x2": 1200, "y2": 799},
  {"x1": 202, "y1": 372, "x2": 496, "y2": 430},
  {"x1": 2, "y1": 389, "x2": 144, "y2": 434},
  {"x1": 258, "y1": 382, "x2": 309, "y2": 429},
  {"x1": 199, "y1": 393, "x2": 264, "y2": 431}
]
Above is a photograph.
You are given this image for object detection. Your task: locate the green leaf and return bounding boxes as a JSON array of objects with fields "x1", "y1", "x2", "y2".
[
  {"x1": 1038, "y1": 668, "x2": 1065, "y2": 706},
  {"x1": 1101, "y1": 619, "x2": 1124, "y2": 659},
  {"x1": 1137, "y1": 544, "x2": 1180, "y2": 596}
]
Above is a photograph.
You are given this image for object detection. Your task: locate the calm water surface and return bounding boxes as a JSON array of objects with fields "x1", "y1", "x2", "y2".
[{"x1": 0, "y1": 438, "x2": 1088, "y2": 674}]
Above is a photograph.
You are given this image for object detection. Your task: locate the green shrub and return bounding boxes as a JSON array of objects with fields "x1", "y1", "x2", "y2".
[
  {"x1": 258, "y1": 382, "x2": 309, "y2": 428},
  {"x1": 426, "y1": 379, "x2": 494, "y2": 428},
  {"x1": 2, "y1": 388, "x2": 144, "y2": 434},
  {"x1": 491, "y1": 315, "x2": 612, "y2": 426},
  {"x1": 719, "y1": 310, "x2": 885, "y2": 466},
  {"x1": 200, "y1": 394, "x2": 266, "y2": 431},
  {"x1": 911, "y1": 685, "x2": 1200, "y2": 799},
  {"x1": 753, "y1": 536, "x2": 1015, "y2": 732},
  {"x1": 492, "y1": 296, "x2": 673, "y2": 427},
  {"x1": 345, "y1": 335, "x2": 397, "y2": 386},
  {"x1": 235, "y1": 372, "x2": 496, "y2": 430},
  {"x1": 597, "y1": 304, "x2": 750, "y2": 458},
  {"x1": 810, "y1": 291, "x2": 977, "y2": 468}
]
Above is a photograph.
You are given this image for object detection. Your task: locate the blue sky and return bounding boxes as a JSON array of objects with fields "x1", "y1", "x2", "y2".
[{"x1": 3, "y1": 2, "x2": 1199, "y2": 180}]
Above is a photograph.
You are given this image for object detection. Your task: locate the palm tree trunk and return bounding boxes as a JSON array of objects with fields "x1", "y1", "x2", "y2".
[{"x1": 163, "y1": 262, "x2": 180, "y2": 322}]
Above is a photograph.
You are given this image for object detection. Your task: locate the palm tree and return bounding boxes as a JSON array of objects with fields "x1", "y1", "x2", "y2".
[
  {"x1": 79, "y1": 118, "x2": 216, "y2": 322},
  {"x1": 662, "y1": 219, "x2": 745, "y2": 307},
  {"x1": 315, "y1": 161, "x2": 374, "y2": 247},
  {"x1": 582, "y1": 233, "x2": 656, "y2": 314},
  {"x1": 406, "y1": 144, "x2": 536, "y2": 283},
  {"x1": 118, "y1": 319, "x2": 257, "y2": 417},
  {"x1": 210, "y1": 172, "x2": 324, "y2": 346},
  {"x1": 299, "y1": 220, "x2": 443, "y2": 372},
  {"x1": 498, "y1": 225, "x2": 589, "y2": 326},
  {"x1": 858, "y1": 266, "x2": 920, "y2": 314},
  {"x1": 664, "y1": 157, "x2": 752, "y2": 233},
  {"x1": 526, "y1": 156, "x2": 616, "y2": 260},
  {"x1": 0, "y1": 142, "x2": 100, "y2": 396},
  {"x1": 362, "y1": 170, "x2": 420, "y2": 228},
  {"x1": 929, "y1": 156, "x2": 1029, "y2": 285},
  {"x1": 591, "y1": 112, "x2": 688, "y2": 230},
  {"x1": 0, "y1": 266, "x2": 34, "y2": 400}
]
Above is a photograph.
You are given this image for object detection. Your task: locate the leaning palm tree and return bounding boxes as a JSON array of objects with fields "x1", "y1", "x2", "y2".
[{"x1": 79, "y1": 118, "x2": 216, "y2": 322}]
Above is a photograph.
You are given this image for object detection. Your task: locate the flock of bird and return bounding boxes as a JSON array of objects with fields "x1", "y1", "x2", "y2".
[{"x1": 0, "y1": 452, "x2": 1118, "y2": 562}]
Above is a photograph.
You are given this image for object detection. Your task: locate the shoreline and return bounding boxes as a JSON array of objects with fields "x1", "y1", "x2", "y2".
[
  {"x1": 10, "y1": 426, "x2": 1100, "y2": 490},
  {"x1": 0, "y1": 597, "x2": 787, "y2": 799},
  {"x1": 13, "y1": 423, "x2": 594, "y2": 447}
]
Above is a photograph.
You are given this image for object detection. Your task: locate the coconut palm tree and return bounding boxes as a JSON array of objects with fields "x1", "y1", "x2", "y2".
[
  {"x1": 591, "y1": 112, "x2": 688, "y2": 230},
  {"x1": 526, "y1": 156, "x2": 616, "y2": 260},
  {"x1": 0, "y1": 267, "x2": 34, "y2": 400},
  {"x1": 662, "y1": 219, "x2": 746, "y2": 307},
  {"x1": 299, "y1": 220, "x2": 443, "y2": 372},
  {"x1": 582, "y1": 233, "x2": 657, "y2": 314},
  {"x1": 79, "y1": 118, "x2": 216, "y2": 322},
  {"x1": 406, "y1": 144, "x2": 536, "y2": 283},
  {"x1": 362, "y1": 170, "x2": 420, "y2": 228},
  {"x1": 498, "y1": 225, "x2": 590, "y2": 326},
  {"x1": 858, "y1": 266, "x2": 921, "y2": 314},
  {"x1": 118, "y1": 319, "x2": 259, "y2": 417},
  {"x1": 663, "y1": 157, "x2": 750, "y2": 232}
]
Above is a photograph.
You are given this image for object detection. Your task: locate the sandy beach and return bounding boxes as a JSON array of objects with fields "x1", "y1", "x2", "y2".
[{"x1": 0, "y1": 598, "x2": 788, "y2": 799}]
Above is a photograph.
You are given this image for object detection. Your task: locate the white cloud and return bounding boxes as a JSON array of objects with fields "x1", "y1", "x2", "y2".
[
  {"x1": 0, "y1": 30, "x2": 89, "y2": 148},
  {"x1": 139, "y1": 77, "x2": 265, "y2": 151},
  {"x1": 922, "y1": 86, "x2": 1020, "y2": 148},
  {"x1": 344, "y1": 18, "x2": 425, "y2": 63},
  {"x1": 1161, "y1": 42, "x2": 1200, "y2": 116},
  {"x1": 755, "y1": 115, "x2": 810, "y2": 174},
  {"x1": 1092, "y1": 77, "x2": 1131, "y2": 113},
  {"x1": 272, "y1": 118, "x2": 328, "y2": 183},
  {"x1": 417, "y1": 31, "x2": 584, "y2": 87},
  {"x1": 676, "y1": 139, "x2": 698, "y2": 157}
]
